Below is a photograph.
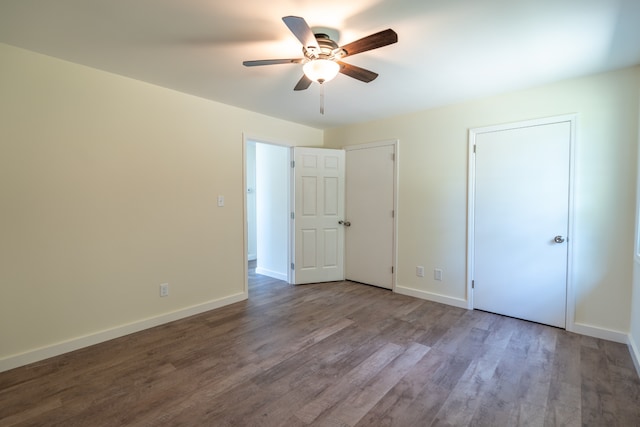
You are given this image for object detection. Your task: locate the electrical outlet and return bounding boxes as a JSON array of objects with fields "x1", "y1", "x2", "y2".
[
  {"x1": 434, "y1": 269, "x2": 443, "y2": 281},
  {"x1": 416, "y1": 266, "x2": 425, "y2": 277},
  {"x1": 160, "y1": 283, "x2": 169, "y2": 297}
]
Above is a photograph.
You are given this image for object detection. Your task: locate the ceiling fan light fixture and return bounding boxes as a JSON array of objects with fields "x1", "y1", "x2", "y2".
[{"x1": 303, "y1": 59, "x2": 339, "y2": 83}]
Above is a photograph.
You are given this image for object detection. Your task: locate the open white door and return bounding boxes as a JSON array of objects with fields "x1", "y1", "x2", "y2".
[{"x1": 292, "y1": 147, "x2": 345, "y2": 284}]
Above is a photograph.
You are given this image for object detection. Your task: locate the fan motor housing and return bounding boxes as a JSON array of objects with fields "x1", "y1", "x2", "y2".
[{"x1": 303, "y1": 34, "x2": 344, "y2": 61}]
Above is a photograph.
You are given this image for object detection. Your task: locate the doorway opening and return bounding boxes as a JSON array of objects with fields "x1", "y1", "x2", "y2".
[
  {"x1": 245, "y1": 138, "x2": 292, "y2": 291},
  {"x1": 242, "y1": 138, "x2": 398, "y2": 294}
]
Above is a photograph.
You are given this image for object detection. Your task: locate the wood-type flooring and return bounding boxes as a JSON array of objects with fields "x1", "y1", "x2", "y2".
[{"x1": 1, "y1": 265, "x2": 639, "y2": 426}]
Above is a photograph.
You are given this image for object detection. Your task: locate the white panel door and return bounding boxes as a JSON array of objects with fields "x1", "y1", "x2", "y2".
[
  {"x1": 345, "y1": 143, "x2": 395, "y2": 289},
  {"x1": 293, "y1": 147, "x2": 345, "y2": 284},
  {"x1": 473, "y1": 120, "x2": 571, "y2": 328}
]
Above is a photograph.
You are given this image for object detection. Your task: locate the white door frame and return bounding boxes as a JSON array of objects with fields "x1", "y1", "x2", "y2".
[
  {"x1": 242, "y1": 133, "x2": 295, "y2": 294},
  {"x1": 466, "y1": 115, "x2": 577, "y2": 331},
  {"x1": 344, "y1": 139, "x2": 399, "y2": 291}
]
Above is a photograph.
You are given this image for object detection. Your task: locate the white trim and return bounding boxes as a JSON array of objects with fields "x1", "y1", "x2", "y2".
[
  {"x1": 565, "y1": 116, "x2": 578, "y2": 332},
  {"x1": 0, "y1": 292, "x2": 247, "y2": 373},
  {"x1": 394, "y1": 285, "x2": 468, "y2": 309},
  {"x1": 393, "y1": 141, "x2": 399, "y2": 292},
  {"x1": 242, "y1": 134, "x2": 249, "y2": 295},
  {"x1": 467, "y1": 114, "x2": 578, "y2": 327},
  {"x1": 343, "y1": 139, "x2": 397, "y2": 151},
  {"x1": 343, "y1": 139, "x2": 399, "y2": 291},
  {"x1": 255, "y1": 267, "x2": 288, "y2": 282},
  {"x1": 289, "y1": 146, "x2": 296, "y2": 284},
  {"x1": 632, "y1": 91, "x2": 640, "y2": 378},
  {"x1": 570, "y1": 322, "x2": 628, "y2": 344},
  {"x1": 466, "y1": 127, "x2": 477, "y2": 310},
  {"x1": 635, "y1": 113, "x2": 640, "y2": 264},
  {"x1": 629, "y1": 332, "x2": 640, "y2": 378}
]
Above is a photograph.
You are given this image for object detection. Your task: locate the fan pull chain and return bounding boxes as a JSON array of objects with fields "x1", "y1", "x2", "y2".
[{"x1": 320, "y1": 82, "x2": 325, "y2": 115}]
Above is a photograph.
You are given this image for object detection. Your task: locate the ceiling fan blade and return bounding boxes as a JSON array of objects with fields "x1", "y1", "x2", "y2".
[
  {"x1": 282, "y1": 16, "x2": 320, "y2": 51},
  {"x1": 293, "y1": 75, "x2": 313, "y2": 91},
  {"x1": 339, "y1": 29, "x2": 398, "y2": 57},
  {"x1": 243, "y1": 58, "x2": 304, "y2": 67},
  {"x1": 337, "y1": 61, "x2": 378, "y2": 83}
]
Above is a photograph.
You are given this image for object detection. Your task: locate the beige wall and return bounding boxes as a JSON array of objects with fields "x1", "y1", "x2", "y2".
[
  {"x1": 325, "y1": 66, "x2": 640, "y2": 336},
  {"x1": 0, "y1": 43, "x2": 322, "y2": 366}
]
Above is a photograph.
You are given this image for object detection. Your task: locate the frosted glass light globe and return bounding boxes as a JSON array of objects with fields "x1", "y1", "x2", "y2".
[{"x1": 303, "y1": 59, "x2": 340, "y2": 83}]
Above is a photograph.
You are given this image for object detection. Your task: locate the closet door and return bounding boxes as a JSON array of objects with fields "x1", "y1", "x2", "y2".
[{"x1": 471, "y1": 119, "x2": 572, "y2": 328}]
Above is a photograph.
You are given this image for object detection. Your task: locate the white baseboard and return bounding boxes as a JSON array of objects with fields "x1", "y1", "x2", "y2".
[
  {"x1": 629, "y1": 333, "x2": 640, "y2": 378},
  {"x1": 570, "y1": 322, "x2": 628, "y2": 343},
  {"x1": 255, "y1": 267, "x2": 288, "y2": 281},
  {"x1": 248, "y1": 254, "x2": 257, "y2": 261},
  {"x1": 0, "y1": 291, "x2": 247, "y2": 373},
  {"x1": 394, "y1": 285, "x2": 468, "y2": 309}
]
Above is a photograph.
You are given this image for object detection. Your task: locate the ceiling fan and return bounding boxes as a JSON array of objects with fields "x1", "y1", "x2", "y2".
[{"x1": 243, "y1": 16, "x2": 397, "y2": 112}]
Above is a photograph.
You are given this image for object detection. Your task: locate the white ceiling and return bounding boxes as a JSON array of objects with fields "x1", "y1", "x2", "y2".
[{"x1": 1, "y1": 0, "x2": 639, "y2": 129}]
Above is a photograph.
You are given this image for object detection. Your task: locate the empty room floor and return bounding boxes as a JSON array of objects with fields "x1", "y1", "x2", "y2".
[{"x1": 1, "y1": 268, "x2": 639, "y2": 426}]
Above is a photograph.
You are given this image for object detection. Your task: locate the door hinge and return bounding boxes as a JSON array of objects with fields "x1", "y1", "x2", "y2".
[
  {"x1": 291, "y1": 160, "x2": 295, "y2": 168},
  {"x1": 391, "y1": 266, "x2": 394, "y2": 274},
  {"x1": 391, "y1": 153, "x2": 395, "y2": 161},
  {"x1": 291, "y1": 263, "x2": 295, "y2": 270},
  {"x1": 391, "y1": 210, "x2": 394, "y2": 218},
  {"x1": 472, "y1": 280, "x2": 475, "y2": 289},
  {"x1": 291, "y1": 212, "x2": 295, "y2": 219},
  {"x1": 473, "y1": 144, "x2": 476, "y2": 154}
]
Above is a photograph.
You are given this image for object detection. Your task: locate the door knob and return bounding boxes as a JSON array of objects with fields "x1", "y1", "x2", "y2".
[
  {"x1": 338, "y1": 220, "x2": 351, "y2": 227},
  {"x1": 553, "y1": 235, "x2": 565, "y2": 243}
]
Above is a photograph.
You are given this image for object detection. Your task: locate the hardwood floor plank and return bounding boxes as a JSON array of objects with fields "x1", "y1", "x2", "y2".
[
  {"x1": 1, "y1": 267, "x2": 639, "y2": 426},
  {"x1": 294, "y1": 342, "x2": 405, "y2": 424},
  {"x1": 512, "y1": 402, "x2": 547, "y2": 427},
  {"x1": 354, "y1": 349, "x2": 472, "y2": 426},
  {"x1": 0, "y1": 396, "x2": 62, "y2": 427},
  {"x1": 544, "y1": 330, "x2": 582, "y2": 427},
  {"x1": 431, "y1": 345, "x2": 504, "y2": 426},
  {"x1": 243, "y1": 330, "x2": 393, "y2": 426},
  {"x1": 543, "y1": 402, "x2": 582, "y2": 427},
  {"x1": 317, "y1": 342, "x2": 431, "y2": 426},
  {"x1": 580, "y1": 343, "x2": 618, "y2": 425}
]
